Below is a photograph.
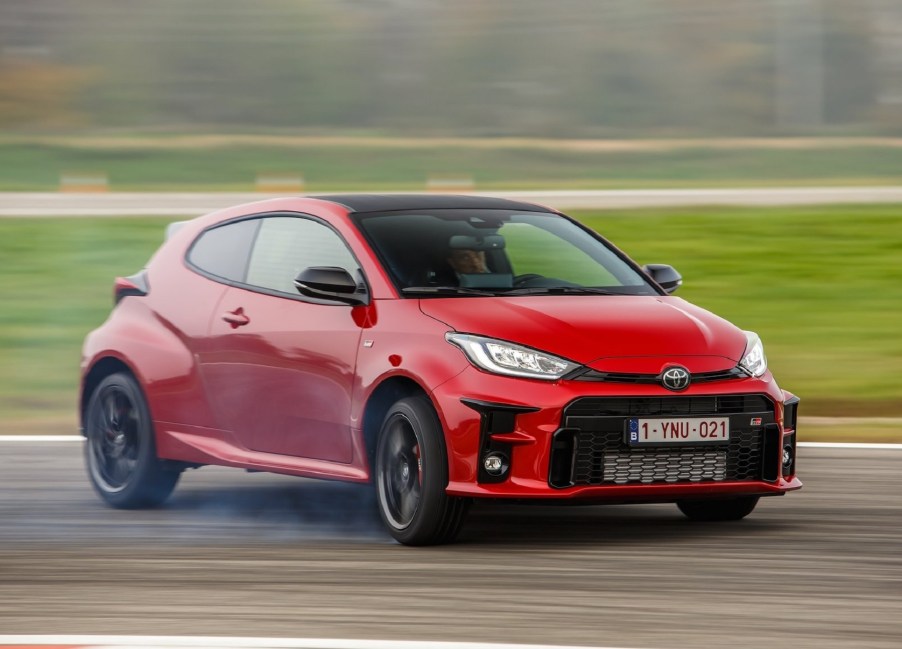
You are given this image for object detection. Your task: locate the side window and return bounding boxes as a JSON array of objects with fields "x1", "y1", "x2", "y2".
[
  {"x1": 246, "y1": 216, "x2": 358, "y2": 295},
  {"x1": 187, "y1": 219, "x2": 258, "y2": 281}
]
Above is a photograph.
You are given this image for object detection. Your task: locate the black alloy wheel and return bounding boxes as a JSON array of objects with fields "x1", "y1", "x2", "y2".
[
  {"x1": 375, "y1": 396, "x2": 469, "y2": 545},
  {"x1": 84, "y1": 372, "x2": 180, "y2": 508}
]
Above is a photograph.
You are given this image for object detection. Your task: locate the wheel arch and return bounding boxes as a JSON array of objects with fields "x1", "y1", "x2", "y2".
[
  {"x1": 80, "y1": 356, "x2": 140, "y2": 434},
  {"x1": 361, "y1": 376, "x2": 435, "y2": 468}
]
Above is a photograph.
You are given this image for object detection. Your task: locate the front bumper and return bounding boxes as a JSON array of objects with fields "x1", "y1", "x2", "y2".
[{"x1": 434, "y1": 367, "x2": 802, "y2": 500}]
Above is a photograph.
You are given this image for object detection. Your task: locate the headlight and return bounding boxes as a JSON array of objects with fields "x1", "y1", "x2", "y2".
[
  {"x1": 446, "y1": 333, "x2": 579, "y2": 380},
  {"x1": 739, "y1": 331, "x2": 768, "y2": 377}
]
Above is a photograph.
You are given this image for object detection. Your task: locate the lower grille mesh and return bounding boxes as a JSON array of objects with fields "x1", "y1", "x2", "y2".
[{"x1": 603, "y1": 449, "x2": 727, "y2": 484}]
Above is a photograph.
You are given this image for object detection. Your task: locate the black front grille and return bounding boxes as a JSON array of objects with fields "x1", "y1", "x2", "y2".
[
  {"x1": 569, "y1": 367, "x2": 747, "y2": 385},
  {"x1": 565, "y1": 395, "x2": 771, "y2": 418},
  {"x1": 551, "y1": 395, "x2": 774, "y2": 488}
]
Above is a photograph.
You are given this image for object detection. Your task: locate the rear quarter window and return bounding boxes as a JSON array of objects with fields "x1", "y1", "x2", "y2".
[{"x1": 187, "y1": 219, "x2": 258, "y2": 281}]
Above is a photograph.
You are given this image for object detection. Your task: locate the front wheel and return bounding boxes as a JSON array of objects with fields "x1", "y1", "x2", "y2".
[
  {"x1": 676, "y1": 496, "x2": 760, "y2": 522},
  {"x1": 375, "y1": 396, "x2": 469, "y2": 545},
  {"x1": 84, "y1": 372, "x2": 181, "y2": 508}
]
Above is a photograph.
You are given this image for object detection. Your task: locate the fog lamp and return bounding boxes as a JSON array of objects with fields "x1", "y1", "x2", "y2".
[
  {"x1": 782, "y1": 445, "x2": 794, "y2": 470},
  {"x1": 483, "y1": 453, "x2": 509, "y2": 476}
]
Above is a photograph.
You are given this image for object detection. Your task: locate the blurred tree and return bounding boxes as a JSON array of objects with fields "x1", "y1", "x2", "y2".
[
  {"x1": 822, "y1": 0, "x2": 879, "y2": 125},
  {"x1": 0, "y1": 0, "x2": 897, "y2": 135},
  {"x1": 0, "y1": 59, "x2": 91, "y2": 127}
]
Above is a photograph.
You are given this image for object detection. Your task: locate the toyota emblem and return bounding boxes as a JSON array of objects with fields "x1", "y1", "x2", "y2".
[{"x1": 661, "y1": 366, "x2": 691, "y2": 391}]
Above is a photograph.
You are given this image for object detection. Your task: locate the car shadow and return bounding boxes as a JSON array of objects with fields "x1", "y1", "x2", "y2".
[
  {"x1": 165, "y1": 473, "x2": 782, "y2": 546},
  {"x1": 459, "y1": 500, "x2": 780, "y2": 546}
]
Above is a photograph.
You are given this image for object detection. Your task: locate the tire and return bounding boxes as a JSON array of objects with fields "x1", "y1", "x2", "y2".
[
  {"x1": 374, "y1": 396, "x2": 469, "y2": 545},
  {"x1": 676, "y1": 496, "x2": 760, "y2": 522},
  {"x1": 84, "y1": 372, "x2": 180, "y2": 508}
]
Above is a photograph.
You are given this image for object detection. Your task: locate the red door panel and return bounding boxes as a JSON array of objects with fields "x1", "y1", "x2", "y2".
[{"x1": 198, "y1": 286, "x2": 363, "y2": 463}]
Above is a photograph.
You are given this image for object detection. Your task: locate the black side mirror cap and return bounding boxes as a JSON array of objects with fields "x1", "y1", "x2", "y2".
[
  {"x1": 294, "y1": 267, "x2": 369, "y2": 305},
  {"x1": 642, "y1": 264, "x2": 682, "y2": 294}
]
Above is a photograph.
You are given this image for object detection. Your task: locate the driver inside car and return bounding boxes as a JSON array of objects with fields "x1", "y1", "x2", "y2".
[
  {"x1": 447, "y1": 247, "x2": 490, "y2": 275},
  {"x1": 429, "y1": 234, "x2": 513, "y2": 289}
]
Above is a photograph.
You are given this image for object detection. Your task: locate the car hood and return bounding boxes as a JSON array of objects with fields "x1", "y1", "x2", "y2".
[{"x1": 419, "y1": 295, "x2": 749, "y2": 373}]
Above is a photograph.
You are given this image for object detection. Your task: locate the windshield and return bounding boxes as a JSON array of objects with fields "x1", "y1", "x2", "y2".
[{"x1": 353, "y1": 209, "x2": 659, "y2": 297}]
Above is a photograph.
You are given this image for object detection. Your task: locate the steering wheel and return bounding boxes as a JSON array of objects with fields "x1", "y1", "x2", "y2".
[{"x1": 513, "y1": 274, "x2": 544, "y2": 288}]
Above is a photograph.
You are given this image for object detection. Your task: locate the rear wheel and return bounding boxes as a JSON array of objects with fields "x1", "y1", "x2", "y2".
[
  {"x1": 375, "y1": 396, "x2": 469, "y2": 545},
  {"x1": 677, "y1": 496, "x2": 760, "y2": 522},
  {"x1": 84, "y1": 372, "x2": 180, "y2": 508}
]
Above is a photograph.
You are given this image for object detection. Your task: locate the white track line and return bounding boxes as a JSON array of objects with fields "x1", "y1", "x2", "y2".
[
  {"x1": 0, "y1": 436, "x2": 900, "y2": 450},
  {"x1": 0, "y1": 435, "x2": 83, "y2": 441},
  {"x1": 799, "y1": 441, "x2": 902, "y2": 450},
  {"x1": 4, "y1": 187, "x2": 902, "y2": 217},
  {"x1": 0, "y1": 636, "x2": 640, "y2": 649}
]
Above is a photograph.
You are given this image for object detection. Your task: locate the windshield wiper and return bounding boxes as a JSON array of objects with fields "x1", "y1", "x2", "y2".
[
  {"x1": 503, "y1": 286, "x2": 621, "y2": 296},
  {"x1": 401, "y1": 286, "x2": 500, "y2": 297}
]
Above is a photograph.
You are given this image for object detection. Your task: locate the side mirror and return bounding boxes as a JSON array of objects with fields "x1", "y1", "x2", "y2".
[
  {"x1": 294, "y1": 267, "x2": 369, "y2": 305},
  {"x1": 642, "y1": 264, "x2": 682, "y2": 294}
]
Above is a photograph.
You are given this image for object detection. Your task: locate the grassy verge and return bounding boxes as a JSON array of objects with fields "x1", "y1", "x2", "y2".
[
  {"x1": 1, "y1": 140, "x2": 902, "y2": 191},
  {"x1": 1, "y1": 205, "x2": 900, "y2": 440},
  {"x1": 0, "y1": 218, "x2": 165, "y2": 432}
]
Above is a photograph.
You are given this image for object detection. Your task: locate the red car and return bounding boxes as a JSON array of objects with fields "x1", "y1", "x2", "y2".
[{"x1": 80, "y1": 195, "x2": 801, "y2": 545}]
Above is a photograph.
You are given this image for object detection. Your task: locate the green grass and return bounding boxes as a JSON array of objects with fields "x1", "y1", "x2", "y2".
[
  {"x1": 1, "y1": 142, "x2": 902, "y2": 190},
  {"x1": 0, "y1": 218, "x2": 165, "y2": 429},
  {"x1": 1, "y1": 205, "x2": 900, "y2": 439}
]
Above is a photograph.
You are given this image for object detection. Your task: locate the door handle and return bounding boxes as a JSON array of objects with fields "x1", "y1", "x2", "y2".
[{"x1": 222, "y1": 307, "x2": 250, "y2": 329}]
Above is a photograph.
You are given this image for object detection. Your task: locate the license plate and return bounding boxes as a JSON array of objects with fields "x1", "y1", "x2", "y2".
[{"x1": 627, "y1": 416, "x2": 730, "y2": 446}]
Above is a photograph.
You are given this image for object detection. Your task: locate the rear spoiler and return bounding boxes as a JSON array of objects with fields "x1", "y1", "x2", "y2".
[
  {"x1": 114, "y1": 271, "x2": 149, "y2": 305},
  {"x1": 165, "y1": 221, "x2": 189, "y2": 240}
]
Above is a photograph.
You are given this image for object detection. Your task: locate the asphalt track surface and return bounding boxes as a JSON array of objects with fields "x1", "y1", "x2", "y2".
[
  {"x1": 1, "y1": 442, "x2": 901, "y2": 649},
  {"x1": 2, "y1": 187, "x2": 902, "y2": 216}
]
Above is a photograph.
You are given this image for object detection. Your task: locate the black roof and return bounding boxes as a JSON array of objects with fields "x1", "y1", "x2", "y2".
[{"x1": 313, "y1": 194, "x2": 551, "y2": 214}]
